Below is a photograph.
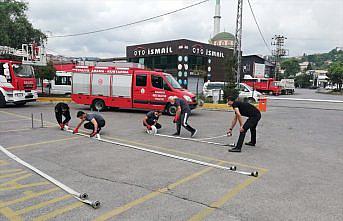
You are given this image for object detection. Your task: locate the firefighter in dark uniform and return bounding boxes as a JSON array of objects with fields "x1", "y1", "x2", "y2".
[
  {"x1": 168, "y1": 96, "x2": 197, "y2": 137},
  {"x1": 54, "y1": 102, "x2": 71, "y2": 130},
  {"x1": 143, "y1": 110, "x2": 162, "y2": 130},
  {"x1": 227, "y1": 96, "x2": 261, "y2": 152},
  {"x1": 73, "y1": 111, "x2": 106, "y2": 137}
]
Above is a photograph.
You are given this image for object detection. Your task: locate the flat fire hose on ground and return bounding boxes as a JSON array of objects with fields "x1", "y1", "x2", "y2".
[
  {"x1": 154, "y1": 133, "x2": 231, "y2": 147},
  {"x1": 0, "y1": 145, "x2": 100, "y2": 209},
  {"x1": 197, "y1": 134, "x2": 228, "y2": 141},
  {"x1": 66, "y1": 130, "x2": 258, "y2": 177}
]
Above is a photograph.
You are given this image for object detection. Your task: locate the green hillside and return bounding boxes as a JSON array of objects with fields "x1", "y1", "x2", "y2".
[{"x1": 300, "y1": 48, "x2": 343, "y2": 69}]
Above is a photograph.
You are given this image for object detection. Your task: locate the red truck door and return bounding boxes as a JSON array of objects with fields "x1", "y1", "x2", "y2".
[
  {"x1": 132, "y1": 72, "x2": 151, "y2": 109},
  {"x1": 149, "y1": 74, "x2": 168, "y2": 108}
]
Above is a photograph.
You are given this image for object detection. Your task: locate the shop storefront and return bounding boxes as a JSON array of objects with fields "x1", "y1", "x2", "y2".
[{"x1": 126, "y1": 39, "x2": 233, "y2": 93}]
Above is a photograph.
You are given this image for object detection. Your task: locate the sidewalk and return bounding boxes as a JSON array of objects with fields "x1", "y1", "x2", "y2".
[
  {"x1": 200, "y1": 103, "x2": 233, "y2": 111},
  {"x1": 200, "y1": 103, "x2": 262, "y2": 111},
  {"x1": 37, "y1": 97, "x2": 72, "y2": 103}
]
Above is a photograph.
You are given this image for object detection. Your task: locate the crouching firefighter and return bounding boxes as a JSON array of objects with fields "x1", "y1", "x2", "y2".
[
  {"x1": 55, "y1": 102, "x2": 71, "y2": 130},
  {"x1": 73, "y1": 111, "x2": 106, "y2": 137},
  {"x1": 143, "y1": 110, "x2": 162, "y2": 134},
  {"x1": 168, "y1": 96, "x2": 197, "y2": 137}
]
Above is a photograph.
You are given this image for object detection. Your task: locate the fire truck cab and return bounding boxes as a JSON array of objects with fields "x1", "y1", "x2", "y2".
[
  {"x1": 0, "y1": 60, "x2": 37, "y2": 106},
  {"x1": 0, "y1": 44, "x2": 46, "y2": 107},
  {"x1": 71, "y1": 66, "x2": 197, "y2": 115}
]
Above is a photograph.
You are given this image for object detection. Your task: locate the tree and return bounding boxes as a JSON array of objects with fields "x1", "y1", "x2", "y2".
[
  {"x1": 306, "y1": 62, "x2": 313, "y2": 71},
  {"x1": 280, "y1": 58, "x2": 300, "y2": 78},
  {"x1": 328, "y1": 61, "x2": 343, "y2": 91},
  {"x1": 295, "y1": 73, "x2": 311, "y2": 88},
  {"x1": 34, "y1": 61, "x2": 56, "y2": 94},
  {"x1": 0, "y1": 0, "x2": 46, "y2": 48},
  {"x1": 223, "y1": 53, "x2": 239, "y2": 101}
]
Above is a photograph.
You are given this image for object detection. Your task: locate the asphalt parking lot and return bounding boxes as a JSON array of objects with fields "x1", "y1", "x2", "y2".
[{"x1": 0, "y1": 91, "x2": 342, "y2": 221}]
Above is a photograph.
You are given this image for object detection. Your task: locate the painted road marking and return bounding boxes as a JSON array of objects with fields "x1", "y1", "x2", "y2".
[
  {"x1": 0, "y1": 110, "x2": 33, "y2": 119},
  {"x1": 16, "y1": 194, "x2": 72, "y2": 215},
  {"x1": 0, "y1": 182, "x2": 50, "y2": 191},
  {"x1": 0, "y1": 110, "x2": 54, "y2": 126},
  {"x1": 103, "y1": 135, "x2": 268, "y2": 172},
  {"x1": 0, "y1": 166, "x2": 80, "y2": 220},
  {"x1": 0, "y1": 207, "x2": 22, "y2": 221},
  {"x1": 0, "y1": 125, "x2": 55, "y2": 134},
  {"x1": 0, "y1": 110, "x2": 267, "y2": 171},
  {"x1": 1, "y1": 109, "x2": 268, "y2": 220},
  {"x1": 6, "y1": 137, "x2": 81, "y2": 150},
  {"x1": 0, "y1": 188, "x2": 59, "y2": 208},
  {"x1": 188, "y1": 170, "x2": 267, "y2": 221},
  {"x1": 0, "y1": 171, "x2": 27, "y2": 179},
  {"x1": 93, "y1": 162, "x2": 223, "y2": 221},
  {"x1": 0, "y1": 169, "x2": 23, "y2": 174},
  {"x1": 33, "y1": 202, "x2": 84, "y2": 221},
  {"x1": 0, "y1": 119, "x2": 31, "y2": 123},
  {"x1": 0, "y1": 160, "x2": 9, "y2": 166},
  {"x1": 0, "y1": 173, "x2": 50, "y2": 191},
  {"x1": 0, "y1": 173, "x2": 33, "y2": 187},
  {"x1": 0, "y1": 198, "x2": 82, "y2": 221},
  {"x1": 267, "y1": 97, "x2": 343, "y2": 103}
]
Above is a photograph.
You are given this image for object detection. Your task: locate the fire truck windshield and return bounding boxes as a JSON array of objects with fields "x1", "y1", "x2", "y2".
[
  {"x1": 165, "y1": 74, "x2": 182, "y2": 89},
  {"x1": 12, "y1": 64, "x2": 34, "y2": 78}
]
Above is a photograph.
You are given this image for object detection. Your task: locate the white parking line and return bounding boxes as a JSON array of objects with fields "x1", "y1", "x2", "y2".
[{"x1": 267, "y1": 97, "x2": 343, "y2": 103}]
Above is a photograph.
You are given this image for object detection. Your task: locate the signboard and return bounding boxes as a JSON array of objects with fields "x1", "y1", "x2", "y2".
[
  {"x1": 254, "y1": 63, "x2": 265, "y2": 78},
  {"x1": 133, "y1": 46, "x2": 173, "y2": 56},
  {"x1": 127, "y1": 39, "x2": 230, "y2": 59}
]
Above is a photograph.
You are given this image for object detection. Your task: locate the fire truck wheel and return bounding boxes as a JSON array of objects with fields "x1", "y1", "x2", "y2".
[
  {"x1": 0, "y1": 92, "x2": 6, "y2": 108},
  {"x1": 93, "y1": 99, "x2": 106, "y2": 112},
  {"x1": 166, "y1": 104, "x2": 177, "y2": 116}
]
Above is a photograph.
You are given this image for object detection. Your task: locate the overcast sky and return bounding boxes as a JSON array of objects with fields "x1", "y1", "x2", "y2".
[{"x1": 27, "y1": 0, "x2": 343, "y2": 58}]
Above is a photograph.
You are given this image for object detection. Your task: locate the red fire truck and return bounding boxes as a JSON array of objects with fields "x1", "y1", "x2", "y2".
[
  {"x1": 243, "y1": 77, "x2": 281, "y2": 95},
  {"x1": 71, "y1": 66, "x2": 197, "y2": 115},
  {"x1": 0, "y1": 43, "x2": 46, "y2": 107}
]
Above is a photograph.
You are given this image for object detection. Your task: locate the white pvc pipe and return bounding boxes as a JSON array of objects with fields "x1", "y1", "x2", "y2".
[
  {"x1": 0, "y1": 145, "x2": 100, "y2": 208},
  {"x1": 67, "y1": 130, "x2": 257, "y2": 177}
]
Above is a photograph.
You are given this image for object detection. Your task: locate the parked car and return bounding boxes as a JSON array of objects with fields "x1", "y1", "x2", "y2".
[
  {"x1": 203, "y1": 81, "x2": 261, "y2": 103},
  {"x1": 203, "y1": 81, "x2": 225, "y2": 98},
  {"x1": 236, "y1": 83, "x2": 262, "y2": 103}
]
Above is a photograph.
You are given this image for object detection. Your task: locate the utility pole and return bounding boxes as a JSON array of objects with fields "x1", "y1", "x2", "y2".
[
  {"x1": 271, "y1": 35, "x2": 288, "y2": 80},
  {"x1": 233, "y1": 0, "x2": 243, "y2": 84}
]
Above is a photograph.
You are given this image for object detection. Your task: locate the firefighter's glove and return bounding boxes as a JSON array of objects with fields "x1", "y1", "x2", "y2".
[
  {"x1": 90, "y1": 131, "x2": 97, "y2": 137},
  {"x1": 173, "y1": 115, "x2": 179, "y2": 123}
]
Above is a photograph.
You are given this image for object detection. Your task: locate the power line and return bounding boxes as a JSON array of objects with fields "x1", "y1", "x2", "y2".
[
  {"x1": 49, "y1": 0, "x2": 209, "y2": 38},
  {"x1": 247, "y1": 0, "x2": 271, "y2": 53}
]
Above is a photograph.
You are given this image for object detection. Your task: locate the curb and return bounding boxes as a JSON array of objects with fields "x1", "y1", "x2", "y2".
[
  {"x1": 37, "y1": 97, "x2": 72, "y2": 103},
  {"x1": 201, "y1": 103, "x2": 260, "y2": 110},
  {"x1": 201, "y1": 103, "x2": 233, "y2": 110}
]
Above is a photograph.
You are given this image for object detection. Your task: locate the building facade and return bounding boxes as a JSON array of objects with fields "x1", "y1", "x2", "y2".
[
  {"x1": 241, "y1": 55, "x2": 275, "y2": 78},
  {"x1": 126, "y1": 39, "x2": 233, "y2": 93}
]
